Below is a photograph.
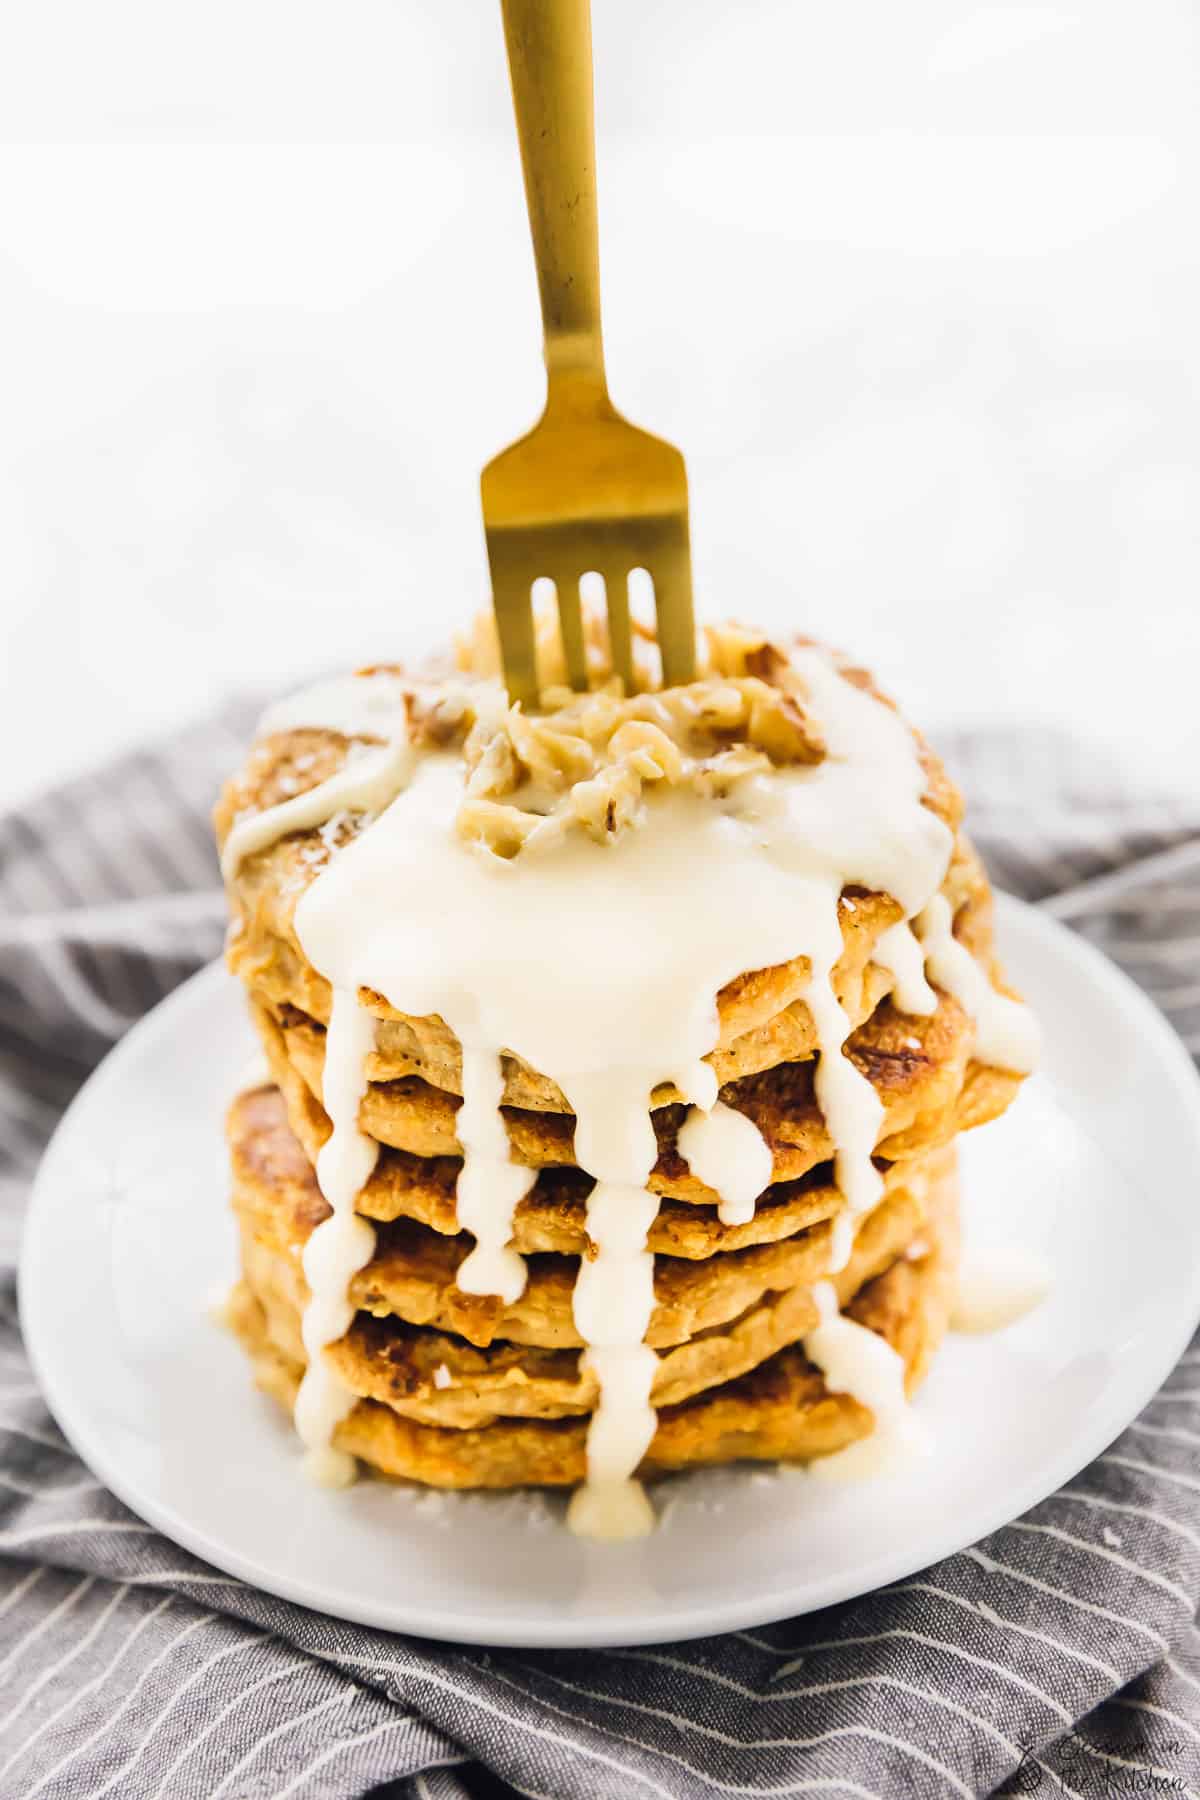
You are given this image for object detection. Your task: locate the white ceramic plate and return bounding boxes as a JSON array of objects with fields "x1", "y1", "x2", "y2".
[{"x1": 21, "y1": 897, "x2": 1200, "y2": 1647}]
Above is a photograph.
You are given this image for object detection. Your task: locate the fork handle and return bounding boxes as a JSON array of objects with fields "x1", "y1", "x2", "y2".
[{"x1": 499, "y1": 0, "x2": 608, "y2": 395}]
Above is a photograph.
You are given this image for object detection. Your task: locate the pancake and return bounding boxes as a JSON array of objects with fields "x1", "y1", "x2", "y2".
[
  {"x1": 225, "y1": 1163, "x2": 958, "y2": 1489},
  {"x1": 231, "y1": 1120, "x2": 936, "y2": 1349},
  {"x1": 229, "y1": 1084, "x2": 845, "y2": 1255},
  {"x1": 245, "y1": 1275, "x2": 822, "y2": 1426},
  {"x1": 213, "y1": 626, "x2": 1030, "y2": 1523},
  {"x1": 229, "y1": 1081, "x2": 962, "y2": 1262},
  {"x1": 248, "y1": 982, "x2": 1018, "y2": 1201}
]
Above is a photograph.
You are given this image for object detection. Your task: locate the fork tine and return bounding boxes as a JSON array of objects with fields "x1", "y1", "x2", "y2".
[
  {"x1": 556, "y1": 574, "x2": 589, "y2": 690},
  {"x1": 489, "y1": 559, "x2": 539, "y2": 710},
  {"x1": 649, "y1": 523, "x2": 696, "y2": 689},
  {"x1": 604, "y1": 568, "x2": 635, "y2": 694}
]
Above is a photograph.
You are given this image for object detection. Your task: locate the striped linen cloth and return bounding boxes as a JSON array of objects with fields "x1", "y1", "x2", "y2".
[{"x1": 2, "y1": 709, "x2": 1200, "y2": 1800}]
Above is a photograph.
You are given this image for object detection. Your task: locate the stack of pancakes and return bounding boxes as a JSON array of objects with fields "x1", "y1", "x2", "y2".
[{"x1": 217, "y1": 705, "x2": 1026, "y2": 1490}]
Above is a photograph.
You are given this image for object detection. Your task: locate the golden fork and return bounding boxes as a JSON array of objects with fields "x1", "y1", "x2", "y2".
[{"x1": 483, "y1": 0, "x2": 696, "y2": 708}]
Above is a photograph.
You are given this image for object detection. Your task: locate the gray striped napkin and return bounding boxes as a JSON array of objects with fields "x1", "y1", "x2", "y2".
[{"x1": 2, "y1": 708, "x2": 1200, "y2": 1800}]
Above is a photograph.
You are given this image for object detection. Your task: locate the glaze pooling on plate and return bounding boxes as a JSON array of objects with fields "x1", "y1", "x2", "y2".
[
  {"x1": 952, "y1": 1245, "x2": 1052, "y2": 1333},
  {"x1": 220, "y1": 629, "x2": 1039, "y2": 1536}
]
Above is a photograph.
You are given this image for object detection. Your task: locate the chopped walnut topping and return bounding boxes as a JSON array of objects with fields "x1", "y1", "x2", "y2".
[
  {"x1": 692, "y1": 745, "x2": 773, "y2": 799},
  {"x1": 456, "y1": 798, "x2": 546, "y2": 860},
  {"x1": 569, "y1": 762, "x2": 645, "y2": 844},
  {"x1": 606, "y1": 720, "x2": 684, "y2": 783},
  {"x1": 744, "y1": 640, "x2": 789, "y2": 682},
  {"x1": 685, "y1": 681, "x2": 749, "y2": 732},
  {"x1": 463, "y1": 728, "x2": 520, "y2": 801},
  {"x1": 745, "y1": 683, "x2": 824, "y2": 764},
  {"x1": 438, "y1": 611, "x2": 834, "y2": 857},
  {"x1": 703, "y1": 621, "x2": 777, "y2": 679},
  {"x1": 506, "y1": 710, "x2": 596, "y2": 789},
  {"x1": 405, "y1": 687, "x2": 476, "y2": 749}
]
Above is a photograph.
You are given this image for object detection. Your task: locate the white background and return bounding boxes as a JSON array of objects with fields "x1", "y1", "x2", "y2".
[{"x1": 2, "y1": 0, "x2": 1197, "y2": 811}]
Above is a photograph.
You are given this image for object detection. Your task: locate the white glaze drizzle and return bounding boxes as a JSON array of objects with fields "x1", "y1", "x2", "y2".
[
  {"x1": 293, "y1": 988, "x2": 379, "y2": 1486},
  {"x1": 257, "y1": 671, "x2": 410, "y2": 740},
  {"x1": 951, "y1": 1246, "x2": 1051, "y2": 1333},
  {"x1": 678, "y1": 1101, "x2": 773, "y2": 1226},
  {"x1": 568, "y1": 1180, "x2": 661, "y2": 1539},
  {"x1": 872, "y1": 920, "x2": 938, "y2": 1016},
  {"x1": 804, "y1": 945, "x2": 885, "y2": 1272},
  {"x1": 221, "y1": 671, "x2": 422, "y2": 881},
  {"x1": 804, "y1": 1279, "x2": 928, "y2": 1479},
  {"x1": 454, "y1": 1048, "x2": 534, "y2": 1304},
  {"x1": 233, "y1": 646, "x2": 1036, "y2": 1531},
  {"x1": 221, "y1": 737, "x2": 413, "y2": 880},
  {"x1": 914, "y1": 894, "x2": 1040, "y2": 1072}
]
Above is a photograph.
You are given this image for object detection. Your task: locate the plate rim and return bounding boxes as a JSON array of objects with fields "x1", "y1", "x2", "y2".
[{"x1": 19, "y1": 893, "x2": 1200, "y2": 1647}]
